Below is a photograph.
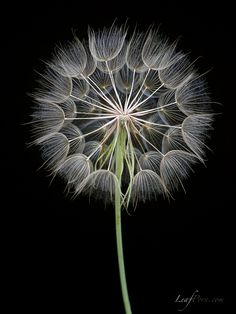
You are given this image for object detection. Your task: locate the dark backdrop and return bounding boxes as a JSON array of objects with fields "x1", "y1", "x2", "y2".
[{"x1": 5, "y1": 1, "x2": 234, "y2": 313}]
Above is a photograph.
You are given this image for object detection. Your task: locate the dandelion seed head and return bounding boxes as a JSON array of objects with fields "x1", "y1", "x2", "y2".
[{"x1": 31, "y1": 23, "x2": 214, "y2": 207}]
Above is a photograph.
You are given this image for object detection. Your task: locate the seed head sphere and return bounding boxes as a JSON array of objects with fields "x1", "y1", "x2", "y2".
[{"x1": 31, "y1": 24, "x2": 213, "y2": 207}]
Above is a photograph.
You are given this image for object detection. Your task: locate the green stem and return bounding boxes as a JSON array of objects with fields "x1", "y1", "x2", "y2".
[{"x1": 115, "y1": 127, "x2": 132, "y2": 314}]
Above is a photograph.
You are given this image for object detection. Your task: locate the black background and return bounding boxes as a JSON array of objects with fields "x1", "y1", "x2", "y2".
[{"x1": 5, "y1": 1, "x2": 234, "y2": 313}]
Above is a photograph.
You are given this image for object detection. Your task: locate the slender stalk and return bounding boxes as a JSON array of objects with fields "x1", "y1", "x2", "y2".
[{"x1": 115, "y1": 127, "x2": 132, "y2": 314}]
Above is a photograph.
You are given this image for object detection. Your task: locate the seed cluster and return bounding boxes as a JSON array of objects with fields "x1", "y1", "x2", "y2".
[{"x1": 31, "y1": 25, "x2": 213, "y2": 206}]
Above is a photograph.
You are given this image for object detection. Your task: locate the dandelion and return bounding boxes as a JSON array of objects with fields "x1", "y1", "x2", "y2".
[{"x1": 30, "y1": 23, "x2": 215, "y2": 314}]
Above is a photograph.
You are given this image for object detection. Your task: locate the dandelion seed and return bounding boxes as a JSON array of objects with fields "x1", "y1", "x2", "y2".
[
  {"x1": 50, "y1": 38, "x2": 87, "y2": 77},
  {"x1": 56, "y1": 153, "x2": 92, "y2": 189},
  {"x1": 30, "y1": 24, "x2": 215, "y2": 314},
  {"x1": 131, "y1": 169, "x2": 166, "y2": 204}
]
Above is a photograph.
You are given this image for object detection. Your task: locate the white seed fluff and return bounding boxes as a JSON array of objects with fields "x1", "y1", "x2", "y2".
[{"x1": 31, "y1": 24, "x2": 214, "y2": 206}]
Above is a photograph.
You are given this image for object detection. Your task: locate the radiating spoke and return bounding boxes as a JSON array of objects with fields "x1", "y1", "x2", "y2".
[
  {"x1": 129, "y1": 83, "x2": 164, "y2": 112},
  {"x1": 70, "y1": 95, "x2": 117, "y2": 114},
  {"x1": 130, "y1": 120, "x2": 164, "y2": 156},
  {"x1": 105, "y1": 61, "x2": 123, "y2": 111},
  {"x1": 132, "y1": 116, "x2": 182, "y2": 129},
  {"x1": 131, "y1": 101, "x2": 177, "y2": 116},
  {"x1": 69, "y1": 117, "x2": 117, "y2": 141},
  {"x1": 127, "y1": 68, "x2": 150, "y2": 110},
  {"x1": 124, "y1": 69, "x2": 136, "y2": 111}
]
